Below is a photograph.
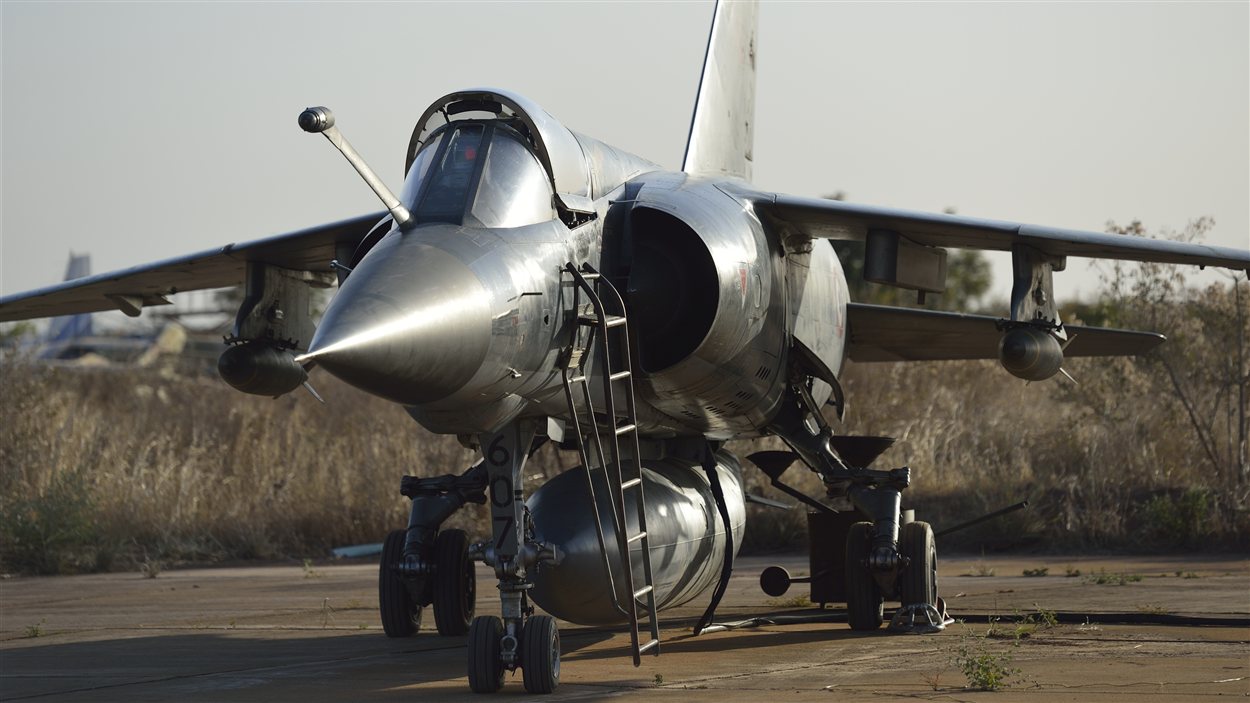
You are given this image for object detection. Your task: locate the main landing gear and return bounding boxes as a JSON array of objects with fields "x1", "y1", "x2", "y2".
[
  {"x1": 378, "y1": 463, "x2": 485, "y2": 638},
  {"x1": 757, "y1": 380, "x2": 946, "y2": 633}
]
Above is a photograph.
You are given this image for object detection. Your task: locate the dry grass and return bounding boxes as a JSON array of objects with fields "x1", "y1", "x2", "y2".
[{"x1": 1, "y1": 275, "x2": 1246, "y2": 574}]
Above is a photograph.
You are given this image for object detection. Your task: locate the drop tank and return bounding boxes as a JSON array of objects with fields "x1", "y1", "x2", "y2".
[{"x1": 527, "y1": 450, "x2": 745, "y2": 626}]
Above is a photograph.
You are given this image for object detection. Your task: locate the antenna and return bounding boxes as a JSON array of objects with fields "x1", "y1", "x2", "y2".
[{"x1": 299, "y1": 107, "x2": 412, "y2": 228}]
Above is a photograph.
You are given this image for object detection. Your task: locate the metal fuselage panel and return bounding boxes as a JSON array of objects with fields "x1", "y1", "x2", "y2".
[
  {"x1": 390, "y1": 173, "x2": 849, "y2": 438},
  {"x1": 400, "y1": 213, "x2": 607, "y2": 434}
]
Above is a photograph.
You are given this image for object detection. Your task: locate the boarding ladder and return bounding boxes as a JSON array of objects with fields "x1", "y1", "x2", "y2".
[{"x1": 559, "y1": 262, "x2": 660, "y2": 666}]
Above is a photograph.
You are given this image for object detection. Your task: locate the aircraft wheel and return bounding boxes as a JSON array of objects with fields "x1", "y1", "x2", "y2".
[
  {"x1": 899, "y1": 521, "x2": 937, "y2": 606},
  {"x1": 433, "y1": 529, "x2": 475, "y2": 636},
  {"x1": 845, "y1": 521, "x2": 883, "y2": 630},
  {"x1": 521, "y1": 615, "x2": 560, "y2": 694},
  {"x1": 379, "y1": 529, "x2": 422, "y2": 637},
  {"x1": 467, "y1": 615, "x2": 505, "y2": 693}
]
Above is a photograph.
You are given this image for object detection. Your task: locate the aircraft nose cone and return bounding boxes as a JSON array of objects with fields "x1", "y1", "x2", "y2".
[{"x1": 302, "y1": 233, "x2": 491, "y2": 405}]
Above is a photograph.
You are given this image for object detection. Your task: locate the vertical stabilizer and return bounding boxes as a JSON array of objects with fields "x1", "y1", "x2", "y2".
[
  {"x1": 681, "y1": 0, "x2": 758, "y2": 181},
  {"x1": 43, "y1": 254, "x2": 94, "y2": 354}
]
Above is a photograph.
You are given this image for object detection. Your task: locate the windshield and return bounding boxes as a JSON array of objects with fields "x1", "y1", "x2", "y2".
[{"x1": 401, "y1": 122, "x2": 554, "y2": 228}]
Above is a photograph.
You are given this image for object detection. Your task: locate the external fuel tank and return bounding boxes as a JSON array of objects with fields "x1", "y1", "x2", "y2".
[{"x1": 527, "y1": 450, "x2": 746, "y2": 626}]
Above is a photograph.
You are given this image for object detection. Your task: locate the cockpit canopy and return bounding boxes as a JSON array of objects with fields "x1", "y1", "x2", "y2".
[
  {"x1": 401, "y1": 121, "x2": 555, "y2": 229},
  {"x1": 405, "y1": 89, "x2": 660, "y2": 228}
]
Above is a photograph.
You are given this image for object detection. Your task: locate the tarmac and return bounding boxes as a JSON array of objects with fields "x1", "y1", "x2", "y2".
[{"x1": 1, "y1": 553, "x2": 1247, "y2": 701}]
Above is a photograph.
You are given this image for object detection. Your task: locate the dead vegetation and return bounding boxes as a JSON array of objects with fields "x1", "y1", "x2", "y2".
[{"x1": 1, "y1": 240, "x2": 1246, "y2": 574}]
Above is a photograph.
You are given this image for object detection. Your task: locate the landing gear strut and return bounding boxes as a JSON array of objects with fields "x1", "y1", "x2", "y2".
[
  {"x1": 763, "y1": 380, "x2": 944, "y2": 632},
  {"x1": 469, "y1": 420, "x2": 563, "y2": 694}
]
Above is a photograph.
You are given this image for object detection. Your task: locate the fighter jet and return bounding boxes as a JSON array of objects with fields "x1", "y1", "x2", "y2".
[{"x1": 1, "y1": 0, "x2": 1246, "y2": 695}]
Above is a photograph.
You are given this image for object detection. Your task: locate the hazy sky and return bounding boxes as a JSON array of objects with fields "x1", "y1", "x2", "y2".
[{"x1": 3, "y1": 1, "x2": 1247, "y2": 318}]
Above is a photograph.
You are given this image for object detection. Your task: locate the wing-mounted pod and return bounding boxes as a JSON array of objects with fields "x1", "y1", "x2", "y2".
[
  {"x1": 997, "y1": 245, "x2": 1068, "y2": 382},
  {"x1": 217, "y1": 263, "x2": 334, "y2": 397}
]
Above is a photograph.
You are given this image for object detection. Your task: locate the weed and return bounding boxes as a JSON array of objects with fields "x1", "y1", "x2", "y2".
[
  {"x1": 302, "y1": 558, "x2": 320, "y2": 579},
  {"x1": 1064, "y1": 566, "x2": 1081, "y2": 578},
  {"x1": 1141, "y1": 488, "x2": 1211, "y2": 545},
  {"x1": 321, "y1": 598, "x2": 335, "y2": 628},
  {"x1": 0, "y1": 468, "x2": 100, "y2": 575},
  {"x1": 766, "y1": 593, "x2": 812, "y2": 609},
  {"x1": 23, "y1": 619, "x2": 45, "y2": 638},
  {"x1": 1023, "y1": 605, "x2": 1058, "y2": 629},
  {"x1": 920, "y1": 666, "x2": 946, "y2": 691},
  {"x1": 1182, "y1": 571, "x2": 1200, "y2": 579},
  {"x1": 1136, "y1": 603, "x2": 1170, "y2": 615},
  {"x1": 1022, "y1": 567, "x2": 1048, "y2": 577},
  {"x1": 953, "y1": 637, "x2": 1021, "y2": 691},
  {"x1": 962, "y1": 562, "x2": 995, "y2": 577},
  {"x1": 140, "y1": 556, "x2": 163, "y2": 579},
  {"x1": 1083, "y1": 569, "x2": 1143, "y2": 586},
  {"x1": 653, "y1": 674, "x2": 664, "y2": 686}
]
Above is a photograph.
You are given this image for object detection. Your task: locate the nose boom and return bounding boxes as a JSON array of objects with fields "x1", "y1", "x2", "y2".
[{"x1": 301, "y1": 235, "x2": 491, "y2": 405}]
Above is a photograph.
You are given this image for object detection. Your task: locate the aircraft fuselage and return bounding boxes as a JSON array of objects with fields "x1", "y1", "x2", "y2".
[{"x1": 309, "y1": 170, "x2": 848, "y2": 441}]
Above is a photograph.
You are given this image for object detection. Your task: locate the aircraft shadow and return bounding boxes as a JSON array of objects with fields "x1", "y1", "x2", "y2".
[{"x1": 0, "y1": 627, "x2": 613, "y2": 701}]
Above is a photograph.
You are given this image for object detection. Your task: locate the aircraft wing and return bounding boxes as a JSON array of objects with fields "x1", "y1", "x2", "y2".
[
  {"x1": 846, "y1": 303, "x2": 1164, "y2": 362},
  {"x1": 0, "y1": 212, "x2": 385, "y2": 322},
  {"x1": 737, "y1": 188, "x2": 1250, "y2": 271}
]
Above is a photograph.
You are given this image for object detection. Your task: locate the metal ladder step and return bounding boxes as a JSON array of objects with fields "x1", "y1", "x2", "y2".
[
  {"x1": 579, "y1": 313, "x2": 627, "y2": 328},
  {"x1": 559, "y1": 262, "x2": 661, "y2": 667}
]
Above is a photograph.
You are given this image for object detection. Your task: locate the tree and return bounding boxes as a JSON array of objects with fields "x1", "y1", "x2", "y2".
[{"x1": 1072, "y1": 218, "x2": 1249, "y2": 489}]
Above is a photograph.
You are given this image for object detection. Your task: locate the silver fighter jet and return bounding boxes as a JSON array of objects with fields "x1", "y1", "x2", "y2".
[{"x1": 2, "y1": 1, "x2": 1247, "y2": 695}]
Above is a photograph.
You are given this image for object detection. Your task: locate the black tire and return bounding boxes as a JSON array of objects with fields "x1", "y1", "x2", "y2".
[
  {"x1": 467, "y1": 615, "x2": 505, "y2": 693},
  {"x1": 521, "y1": 615, "x2": 560, "y2": 694},
  {"x1": 379, "y1": 529, "x2": 422, "y2": 637},
  {"x1": 433, "y1": 529, "x2": 475, "y2": 636},
  {"x1": 845, "y1": 521, "x2": 884, "y2": 630},
  {"x1": 899, "y1": 521, "x2": 937, "y2": 607}
]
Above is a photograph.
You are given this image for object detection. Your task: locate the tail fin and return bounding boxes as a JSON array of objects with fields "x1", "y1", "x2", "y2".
[
  {"x1": 681, "y1": 0, "x2": 759, "y2": 181},
  {"x1": 44, "y1": 254, "x2": 94, "y2": 350}
]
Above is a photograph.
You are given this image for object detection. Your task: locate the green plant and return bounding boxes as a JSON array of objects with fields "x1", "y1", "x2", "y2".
[
  {"x1": 920, "y1": 666, "x2": 947, "y2": 691},
  {"x1": 23, "y1": 619, "x2": 45, "y2": 638},
  {"x1": 962, "y1": 562, "x2": 995, "y2": 577},
  {"x1": 1022, "y1": 567, "x2": 1048, "y2": 577},
  {"x1": 0, "y1": 469, "x2": 100, "y2": 575},
  {"x1": 1136, "y1": 603, "x2": 1170, "y2": 614},
  {"x1": 1064, "y1": 566, "x2": 1081, "y2": 578},
  {"x1": 1024, "y1": 605, "x2": 1058, "y2": 629},
  {"x1": 1142, "y1": 489, "x2": 1212, "y2": 545},
  {"x1": 140, "y1": 556, "x2": 163, "y2": 579},
  {"x1": 1084, "y1": 569, "x2": 1143, "y2": 586},
  {"x1": 302, "y1": 558, "x2": 320, "y2": 579},
  {"x1": 954, "y1": 638, "x2": 1021, "y2": 691},
  {"x1": 653, "y1": 674, "x2": 664, "y2": 686},
  {"x1": 766, "y1": 593, "x2": 812, "y2": 609}
]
